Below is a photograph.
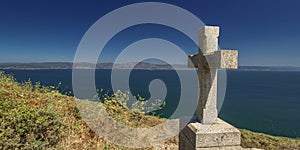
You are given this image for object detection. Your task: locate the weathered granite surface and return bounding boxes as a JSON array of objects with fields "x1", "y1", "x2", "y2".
[
  {"x1": 198, "y1": 26, "x2": 219, "y2": 54},
  {"x1": 181, "y1": 25, "x2": 242, "y2": 150},
  {"x1": 189, "y1": 26, "x2": 239, "y2": 124},
  {"x1": 180, "y1": 118, "x2": 241, "y2": 149},
  {"x1": 188, "y1": 50, "x2": 238, "y2": 69}
]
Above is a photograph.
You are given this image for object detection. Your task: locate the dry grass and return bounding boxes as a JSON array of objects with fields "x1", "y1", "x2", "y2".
[
  {"x1": 240, "y1": 129, "x2": 300, "y2": 150},
  {"x1": 1, "y1": 71, "x2": 299, "y2": 150},
  {"x1": 0, "y1": 71, "x2": 175, "y2": 149}
]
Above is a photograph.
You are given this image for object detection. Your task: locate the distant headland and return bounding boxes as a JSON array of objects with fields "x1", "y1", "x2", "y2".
[{"x1": 1, "y1": 62, "x2": 300, "y2": 71}]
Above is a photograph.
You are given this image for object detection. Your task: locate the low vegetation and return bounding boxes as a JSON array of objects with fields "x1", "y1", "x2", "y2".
[
  {"x1": 240, "y1": 129, "x2": 300, "y2": 150},
  {"x1": 0, "y1": 71, "x2": 299, "y2": 150}
]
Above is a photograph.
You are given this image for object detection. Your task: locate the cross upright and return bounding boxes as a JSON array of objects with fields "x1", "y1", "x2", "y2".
[{"x1": 188, "y1": 26, "x2": 238, "y2": 124}]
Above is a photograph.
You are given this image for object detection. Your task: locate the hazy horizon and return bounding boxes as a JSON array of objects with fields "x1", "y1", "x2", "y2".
[{"x1": 2, "y1": 61, "x2": 300, "y2": 68}]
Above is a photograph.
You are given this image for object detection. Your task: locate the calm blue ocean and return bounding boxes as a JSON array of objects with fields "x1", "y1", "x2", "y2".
[{"x1": 2, "y1": 69, "x2": 300, "y2": 138}]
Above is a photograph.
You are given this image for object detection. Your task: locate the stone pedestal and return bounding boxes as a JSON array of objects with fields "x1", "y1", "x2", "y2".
[{"x1": 179, "y1": 118, "x2": 241, "y2": 150}]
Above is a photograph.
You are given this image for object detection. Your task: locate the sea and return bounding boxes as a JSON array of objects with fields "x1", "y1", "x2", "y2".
[{"x1": 1, "y1": 69, "x2": 300, "y2": 138}]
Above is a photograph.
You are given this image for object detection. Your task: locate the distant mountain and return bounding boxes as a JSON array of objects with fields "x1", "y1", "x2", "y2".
[
  {"x1": 0, "y1": 62, "x2": 187, "y2": 70},
  {"x1": 1, "y1": 63, "x2": 300, "y2": 71},
  {"x1": 70, "y1": 62, "x2": 187, "y2": 70},
  {"x1": 238, "y1": 66, "x2": 300, "y2": 72},
  {"x1": 0, "y1": 62, "x2": 73, "y2": 70}
]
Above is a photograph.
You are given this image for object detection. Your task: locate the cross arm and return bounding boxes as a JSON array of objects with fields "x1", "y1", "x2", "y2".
[{"x1": 188, "y1": 50, "x2": 238, "y2": 69}]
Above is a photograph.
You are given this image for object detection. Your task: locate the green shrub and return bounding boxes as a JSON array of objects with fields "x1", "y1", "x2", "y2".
[{"x1": 0, "y1": 97, "x2": 64, "y2": 149}]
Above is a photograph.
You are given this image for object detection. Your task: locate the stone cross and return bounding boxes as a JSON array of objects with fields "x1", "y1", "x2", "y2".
[{"x1": 188, "y1": 26, "x2": 238, "y2": 124}]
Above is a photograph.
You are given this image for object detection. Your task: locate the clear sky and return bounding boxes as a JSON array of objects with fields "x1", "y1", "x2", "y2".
[{"x1": 0, "y1": 0, "x2": 299, "y2": 66}]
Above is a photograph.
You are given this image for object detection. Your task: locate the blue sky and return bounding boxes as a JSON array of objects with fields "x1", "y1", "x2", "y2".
[{"x1": 0, "y1": 0, "x2": 299, "y2": 66}]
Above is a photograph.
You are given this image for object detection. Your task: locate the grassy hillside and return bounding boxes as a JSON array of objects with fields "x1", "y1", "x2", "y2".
[
  {"x1": 240, "y1": 129, "x2": 300, "y2": 150},
  {"x1": 0, "y1": 71, "x2": 299, "y2": 150}
]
